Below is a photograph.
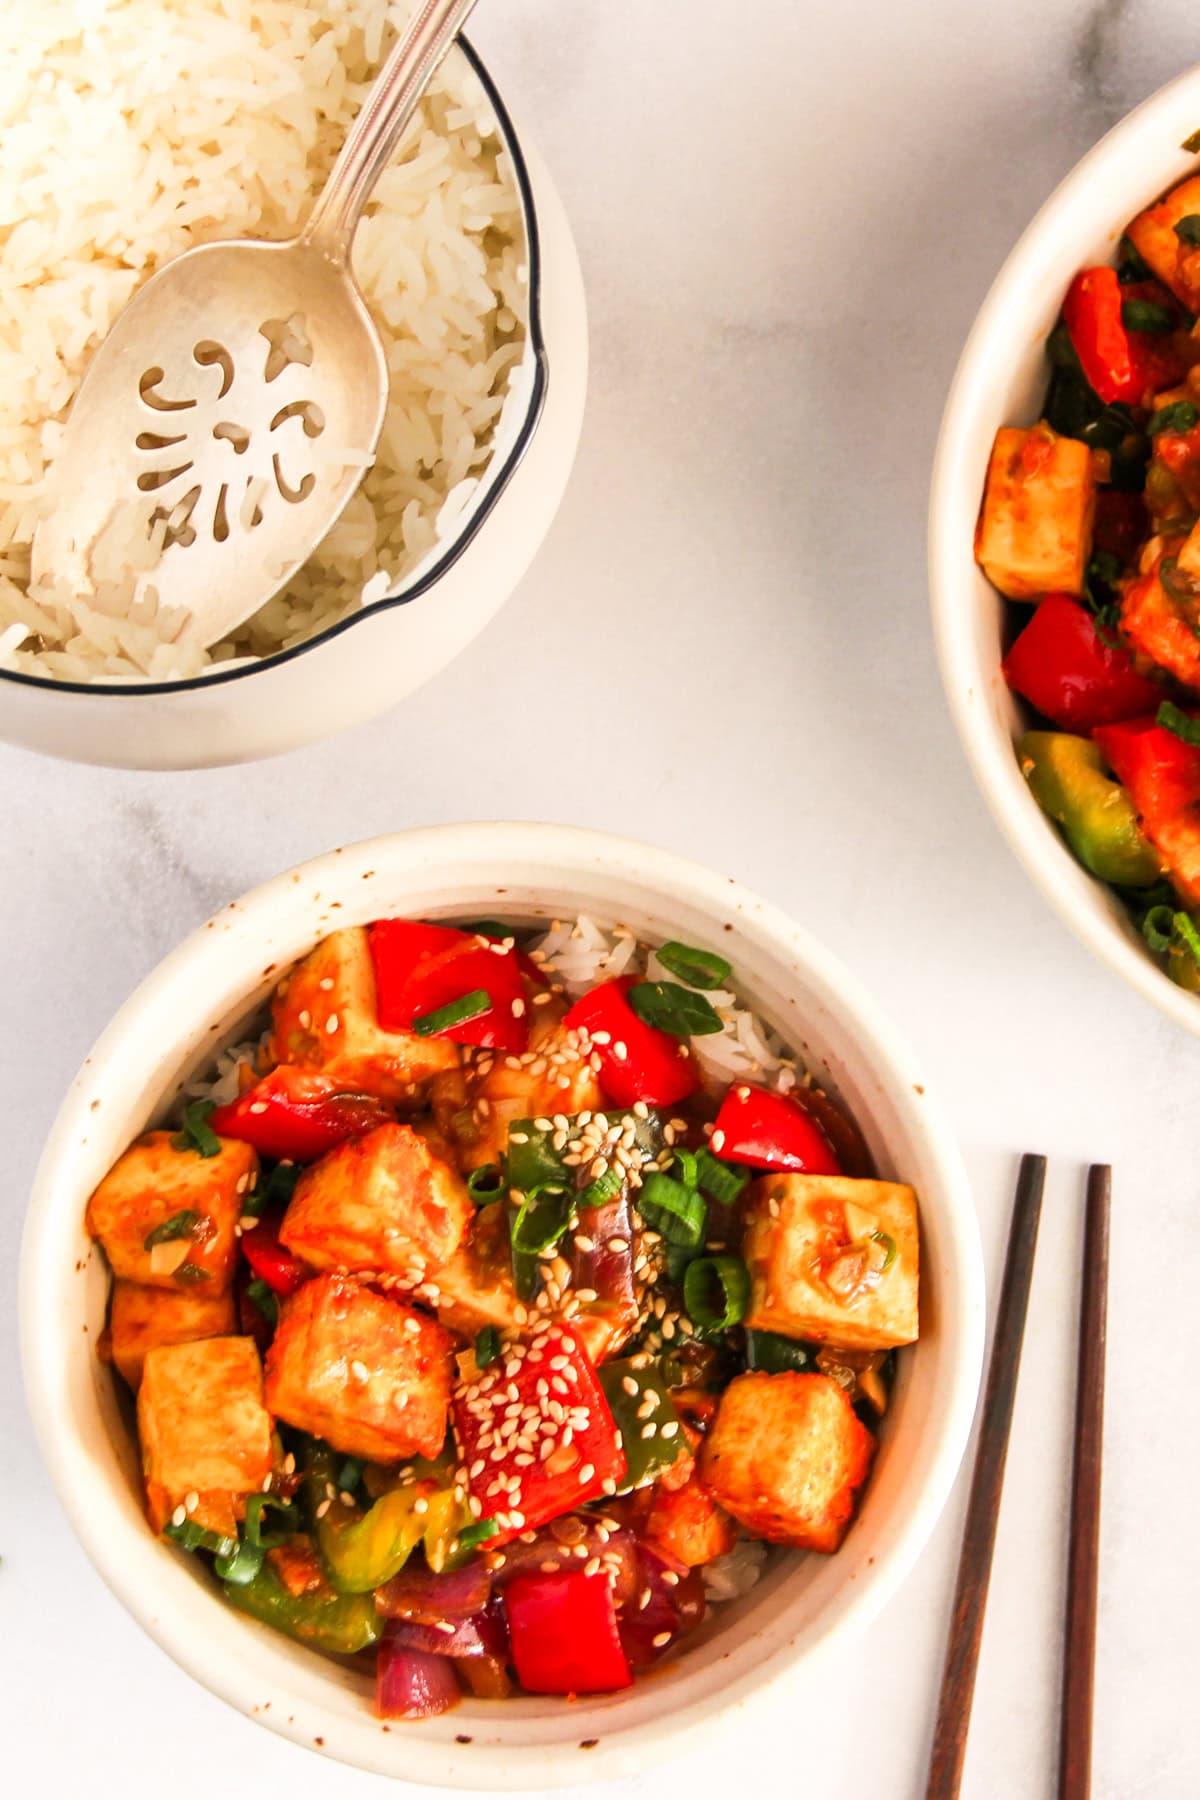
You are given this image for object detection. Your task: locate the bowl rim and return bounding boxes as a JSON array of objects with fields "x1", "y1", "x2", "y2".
[
  {"x1": 19, "y1": 823, "x2": 985, "y2": 1784},
  {"x1": 928, "y1": 61, "x2": 1200, "y2": 1037},
  {"x1": 0, "y1": 32, "x2": 547, "y2": 703}
]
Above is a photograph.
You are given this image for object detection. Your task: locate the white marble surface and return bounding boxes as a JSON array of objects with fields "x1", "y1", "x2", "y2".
[{"x1": 4, "y1": 1, "x2": 1200, "y2": 1794}]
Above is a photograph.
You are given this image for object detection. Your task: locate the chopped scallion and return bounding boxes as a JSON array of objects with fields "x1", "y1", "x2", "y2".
[
  {"x1": 467, "y1": 1164, "x2": 505, "y2": 1204},
  {"x1": 246, "y1": 1277, "x2": 279, "y2": 1326},
  {"x1": 413, "y1": 988, "x2": 492, "y2": 1038},
  {"x1": 510, "y1": 1189, "x2": 572, "y2": 1256},
  {"x1": 639, "y1": 1172, "x2": 707, "y2": 1248},
  {"x1": 465, "y1": 920, "x2": 512, "y2": 940},
  {"x1": 475, "y1": 1326, "x2": 501, "y2": 1368},
  {"x1": 1148, "y1": 400, "x2": 1199, "y2": 437},
  {"x1": 1175, "y1": 214, "x2": 1200, "y2": 246},
  {"x1": 172, "y1": 1100, "x2": 221, "y2": 1159},
  {"x1": 627, "y1": 980, "x2": 723, "y2": 1038},
  {"x1": 1142, "y1": 904, "x2": 1177, "y2": 954},
  {"x1": 744, "y1": 1328, "x2": 817, "y2": 1374},
  {"x1": 143, "y1": 1209, "x2": 203, "y2": 1249},
  {"x1": 578, "y1": 1165, "x2": 623, "y2": 1209},
  {"x1": 683, "y1": 1254, "x2": 751, "y2": 1332},
  {"x1": 1175, "y1": 912, "x2": 1200, "y2": 968},
  {"x1": 1121, "y1": 297, "x2": 1175, "y2": 334},
  {"x1": 457, "y1": 1519, "x2": 500, "y2": 1551},
  {"x1": 1156, "y1": 699, "x2": 1200, "y2": 746},
  {"x1": 694, "y1": 1146, "x2": 749, "y2": 1207},
  {"x1": 337, "y1": 1459, "x2": 364, "y2": 1495},
  {"x1": 655, "y1": 941, "x2": 732, "y2": 991}
]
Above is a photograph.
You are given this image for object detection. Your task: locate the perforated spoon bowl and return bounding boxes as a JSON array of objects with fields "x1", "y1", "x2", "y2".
[{"x1": 31, "y1": 0, "x2": 478, "y2": 651}]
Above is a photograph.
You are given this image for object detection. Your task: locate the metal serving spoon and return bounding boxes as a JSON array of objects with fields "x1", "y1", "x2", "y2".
[{"x1": 31, "y1": 0, "x2": 479, "y2": 651}]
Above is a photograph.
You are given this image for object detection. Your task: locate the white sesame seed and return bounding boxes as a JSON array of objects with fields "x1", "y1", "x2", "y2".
[
  {"x1": 316, "y1": 1498, "x2": 332, "y2": 1518},
  {"x1": 326, "y1": 1013, "x2": 339, "y2": 1034},
  {"x1": 248, "y1": 1100, "x2": 269, "y2": 1115},
  {"x1": 578, "y1": 1462, "x2": 595, "y2": 1483},
  {"x1": 661, "y1": 1421, "x2": 680, "y2": 1438},
  {"x1": 298, "y1": 1010, "x2": 312, "y2": 1029},
  {"x1": 350, "y1": 1359, "x2": 369, "y2": 1382},
  {"x1": 171, "y1": 1504, "x2": 187, "y2": 1528},
  {"x1": 652, "y1": 1631, "x2": 672, "y2": 1648},
  {"x1": 613, "y1": 1041, "x2": 628, "y2": 1061},
  {"x1": 414, "y1": 1497, "x2": 429, "y2": 1515}
]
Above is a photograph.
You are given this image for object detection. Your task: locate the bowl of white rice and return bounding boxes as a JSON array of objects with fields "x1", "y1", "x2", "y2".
[
  {"x1": 0, "y1": 1, "x2": 587, "y2": 767},
  {"x1": 20, "y1": 822, "x2": 985, "y2": 1786}
]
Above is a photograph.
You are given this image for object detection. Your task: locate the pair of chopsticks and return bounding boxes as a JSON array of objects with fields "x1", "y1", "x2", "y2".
[{"x1": 926, "y1": 1156, "x2": 1110, "y2": 1800}]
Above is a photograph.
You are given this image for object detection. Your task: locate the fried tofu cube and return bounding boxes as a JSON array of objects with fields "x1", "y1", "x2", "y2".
[
  {"x1": 280, "y1": 1123, "x2": 471, "y2": 1282},
  {"x1": 270, "y1": 927, "x2": 459, "y2": 1105},
  {"x1": 86, "y1": 1129, "x2": 257, "y2": 1294},
  {"x1": 138, "y1": 1336, "x2": 272, "y2": 1536},
  {"x1": 1126, "y1": 175, "x2": 1200, "y2": 311},
  {"x1": 109, "y1": 1279, "x2": 237, "y2": 1390},
  {"x1": 743, "y1": 1173, "x2": 919, "y2": 1352},
  {"x1": 429, "y1": 1204, "x2": 524, "y2": 1338},
  {"x1": 698, "y1": 1371, "x2": 874, "y2": 1552},
  {"x1": 644, "y1": 1474, "x2": 738, "y2": 1568},
  {"x1": 264, "y1": 1273, "x2": 452, "y2": 1462},
  {"x1": 1120, "y1": 559, "x2": 1200, "y2": 691},
  {"x1": 975, "y1": 423, "x2": 1095, "y2": 599},
  {"x1": 456, "y1": 1001, "x2": 603, "y2": 1171}
]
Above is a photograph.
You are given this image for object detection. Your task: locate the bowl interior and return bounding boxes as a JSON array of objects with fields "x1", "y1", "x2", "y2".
[
  {"x1": 929, "y1": 66, "x2": 1200, "y2": 1030},
  {"x1": 21, "y1": 826, "x2": 982, "y2": 1786}
]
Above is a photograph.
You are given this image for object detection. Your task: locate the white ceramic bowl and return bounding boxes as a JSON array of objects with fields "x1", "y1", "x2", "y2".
[
  {"x1": 930, "y1": 65, "x2": 1200, "y2": 1033},
  {"x1": 0, "y1": 41, "x2": 587, "y2": 771},
  {"x1": 19, "y1": 823, "x2": 984, "y2": 1787}
]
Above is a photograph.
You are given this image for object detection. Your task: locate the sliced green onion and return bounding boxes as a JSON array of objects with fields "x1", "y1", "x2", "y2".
[
  {"x1": 638, "y1": 1171, "x2": 707, "y2": 1248},
  {"x1": 1148, "y1": 400, "x2": 1199, "y2": 437},
  {"x1": 1157, "y1": 699, "x2": 1200, "y2": 746},
  {"x1": 214, "y1": 1538, "x2": 265, "y2": 1585},
  {"x1": 694, "y1": 1146, "x2": 749, "y2": 1207},
  {"x1": 337, "y1": 1459, "x2": 364, "y2": 1495},
  {"x1": 475, "y1": 1326, "x2": 501, "y2": 1368},
  {"x1": 173, "y1": 1262, "x2": 211, "y2": 1285},
  {"x1": 465, "y1": 920, "x2": 512, "y2": 940},
  {"x1": 1176, "y1": 214, "x2": 1200, "y2": 246},
  {"x1": 1175, "y1": 912, "x2": 1200, "y2": 968},
  {"x1": 672, "y1": 1147, "x2": 699, "y2": 1189},
  {"x1": 245, "y1": 1160, "x2": 300, "y2": 1218},
  {"x1": 467, "y1": 1164, "x2": 505, "y2": 1204},
  {"x1": 457, "y1": 1519, "x2": 500, "y2": 1551},
  {"x1": 1142, "y1": 904, "x2": 1177, "y2": 954},
  {"x1": 246, "y1": 1277, "x2": 279, "y2": 1326},
  {"x1": 683, "y1": 1255, "x2": 751, "y2": 1332},
  {"x1": 1121, "y1": 297, "x2": 1175, "y2": 334},
  {"x1": 578, "y1": 1165, "x2": 623, "y2": 1209},
  {"x1": 1117, "y1": 234, "x2": 1154, "y2": 280},
  {"x1": 665, "y1": 1243, "x2": 699, "y2": 1286},
  {"x1": 413, "y1": 988, "x2": 492, "y2": 1038},
  {"x1": 872, "y1": 1230, "x2": 898, "y2": 1272},
  {"x1": 164, "y1": 1517, "x2": 234, "y2": 1555},
  {"x1": 243, "y1": 1494, "x2": 298, "y2": 1550},
  {"x1": 655, "y1": 941, "x2": 732, "y2": 991},
  {"x1": 510, "y1": 1189, "x2": 572, "y2": 1256},
  {"x1": 172, "y1": 1100, "x2": 221, "y2": 1159},
  {"x1": 744, "y1": 1328, "x2": 816, "y2": 1374},
  {"x1": 143, "y1": 1209, "x2": 203, "y2": 1249},
  {"x1": 627, "y1": 980, "x2": 723, "y2": 1038}
]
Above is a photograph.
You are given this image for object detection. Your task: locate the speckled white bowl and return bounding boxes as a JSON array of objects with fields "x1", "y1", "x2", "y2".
[
  {"x1": 930, "y1": 64, "x2": 1200, "y2": 1033},
  {"x1": 19, "y1": 823, "x2": 984, "y2": 1787}
]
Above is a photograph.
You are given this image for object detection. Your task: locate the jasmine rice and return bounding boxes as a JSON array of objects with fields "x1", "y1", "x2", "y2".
[{"x1": 0, "y1": 0, "x2": 528, "y2": 683}]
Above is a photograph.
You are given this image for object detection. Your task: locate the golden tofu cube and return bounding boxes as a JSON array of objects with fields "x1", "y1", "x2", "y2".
[
  {"x1": 280, "y1": 1123, "x2": 471, "y2": 1281},
  {"x1": 743, "y1": 1173, "x2": 919, "y2": 1352},
  {"x1": 270, "y1": 927, "x2": 459, "y2": 1104},
  {"x1": 1120, "y1": 559, "x2": 1200, "y2": 691},
  {"x1": 429, "y1": 1203, "x2": 524, "y2": 1338},
  {"x1": 86, "y1": 1129, "x2": 257, "y2": 1295},
  {"x1": 455, "y1": 1001, "x2": 603, "y2": 1171},
  {"x1": 975, "y1": 423, "x2": 1095, "y2": 599},
  {"x1": 264, "y1": 1273, "x2": 452, "y2": 1463},
  {"x1": 109, "y1": 1279, "x2": 236, "y2": 1390},
  {"x1": 138, "y1": 1336, "x2": 272, "y2": 1536},
  {"x1": 644, "y1": 1474, "x2": 738, "y2": 1568},
  {"x1": 1126, "y1": 175, "x2": 1200, "y2": 310},
  {"x1": 698, "y1": 1371, "x2": 874, "y2": 1552}
]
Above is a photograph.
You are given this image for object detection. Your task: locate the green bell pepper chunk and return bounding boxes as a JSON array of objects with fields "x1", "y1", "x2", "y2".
[
  {"x1": 598, "y1": 1357, "x2": 686, "y2": 1491},
  {"x1": 303, "y1": 1442, "x2": 424, "y2": 1594},
  {"x1": 223, "y1": 1562, "x2": 381, "y2": 1655},
  {"x1": 1018, "y1": 731, "x2": 1162, "y2": 887}
]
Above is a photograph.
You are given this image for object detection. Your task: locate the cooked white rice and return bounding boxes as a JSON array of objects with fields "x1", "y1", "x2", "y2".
[{"x1": 0, "y1": 0, "x2": 528, "y2": 683}]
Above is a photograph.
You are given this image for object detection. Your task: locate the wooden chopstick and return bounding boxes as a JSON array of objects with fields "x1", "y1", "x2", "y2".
[
  {"x1": 925, "y1": 1152, "x2": 1047, "y2": 1800},
  {"x1": 1059, "y1": 1164, "x2": 1110, "y2": 1800}
]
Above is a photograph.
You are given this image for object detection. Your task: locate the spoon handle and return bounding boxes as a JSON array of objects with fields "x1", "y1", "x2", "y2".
[{"x1": 302, "y1": 0, "x2": 480, "y2": 264}]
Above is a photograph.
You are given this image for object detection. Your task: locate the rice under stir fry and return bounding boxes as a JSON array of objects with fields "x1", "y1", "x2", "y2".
[{"x1": 0, "y1": 0, "x2": 529, "y2": 682}]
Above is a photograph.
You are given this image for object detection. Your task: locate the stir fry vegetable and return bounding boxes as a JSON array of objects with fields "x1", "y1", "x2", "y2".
[{"x1": 85, "y1": 915, "x2": 921, "y2": 1720}]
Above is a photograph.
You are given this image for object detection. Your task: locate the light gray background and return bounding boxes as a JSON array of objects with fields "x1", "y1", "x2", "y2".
[{"x1": 4, "y1": 2, "x2": 1197, "y2": 1795}]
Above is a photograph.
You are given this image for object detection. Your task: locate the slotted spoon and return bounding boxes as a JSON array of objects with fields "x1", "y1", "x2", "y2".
[{"x1": 31, "y1": 0, "x2": 479, "y2": 650}]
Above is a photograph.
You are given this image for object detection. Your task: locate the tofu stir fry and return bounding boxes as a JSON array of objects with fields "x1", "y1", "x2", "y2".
[
  {"x1": 977, "y1": 171, "x2": 1200, "y2": 991},
  {"x1": 86, "y1": 917, "x2": 921, "y2": 1717}
]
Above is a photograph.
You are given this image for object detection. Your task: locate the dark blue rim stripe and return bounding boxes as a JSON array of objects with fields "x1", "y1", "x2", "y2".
[{"x1": 0, "y1": 33, "x2": 548, "y2": 702}]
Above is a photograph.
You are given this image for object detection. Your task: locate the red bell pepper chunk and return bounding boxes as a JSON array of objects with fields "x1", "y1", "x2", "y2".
[
  {"x1": 1062, "y1": 267, "x2": 1181, "y2": 407},
  {"x1": 1094, "y1": 714, "x2": 1200, "y2": 819},
  {"x1": 503, "y1": 1571, "x2": 632, "y2": 1694},
  {"x1": 240, "y1": 1211, "x2": 309, "y2": 1297},
  {"x1": 711, "y1": 1082, "x2": 842, "y2": 1175},
  {"x1": 562, "y1": 977, "x2": 698, "y2": 1108},
  {"x1": 451, "y1": 1324, "x2": 627, "y2": 1548},
  {"x1": 1002, "y1": 594, "x2": 1162, "y2": 732},
  {"x1": 210, "y1": 1065, "x2": 393, "y2": 1163},
  {"x1": 368, "y1": 920, "x2": 529, "y2": 1053}
]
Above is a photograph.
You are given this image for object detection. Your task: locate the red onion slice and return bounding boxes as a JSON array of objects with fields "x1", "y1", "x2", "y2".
[
  {"x1": 376, "y1": 1557, "x2": 491, "y2": 1623},
  {"x1": 376, "y1": 1638, "x2": 462, "y2": 1719}
]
